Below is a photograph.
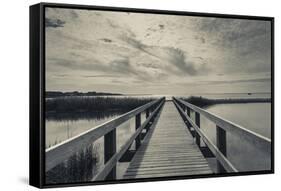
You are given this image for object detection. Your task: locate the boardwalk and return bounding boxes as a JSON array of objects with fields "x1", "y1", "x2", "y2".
[
  {"x1": 46, "y1": 97, "x2": 271, "y2": 181},
  {"x1": 123, "y1": 101, "x2": 212, "y2": 179}
]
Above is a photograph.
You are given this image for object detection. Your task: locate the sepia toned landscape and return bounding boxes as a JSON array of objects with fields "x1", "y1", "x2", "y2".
[{"x1": 45, "y1": 7, "x2": 272, "y2": 184}]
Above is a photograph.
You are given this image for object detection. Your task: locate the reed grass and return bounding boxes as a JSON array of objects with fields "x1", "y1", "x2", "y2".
[
  {"x1": 46, "y1": 96, "x2": 155, "y2": 120},
  {"x1": 46, "y1": 143, "x2": 100, "y2": 184},
  {"x1": 181, "y1": 96, "x2": 271, "y2": 108}
]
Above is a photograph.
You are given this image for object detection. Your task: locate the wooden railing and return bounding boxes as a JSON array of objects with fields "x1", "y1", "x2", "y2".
[
  {"x1": 173, "y1": 97, "x2": 271, "y2": 173},
  {"x1": 46, "y1": 97, "x2": 165, "y2": 180}
]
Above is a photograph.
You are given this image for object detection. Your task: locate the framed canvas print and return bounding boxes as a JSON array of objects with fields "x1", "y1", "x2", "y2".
[{"x1": 29, "y1": 2, "x2": 274, "y2": 188}]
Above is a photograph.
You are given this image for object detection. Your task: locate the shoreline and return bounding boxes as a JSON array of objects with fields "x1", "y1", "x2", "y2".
[{"x1": 181, "y1": 96, "x2": 271, "y2": 108}]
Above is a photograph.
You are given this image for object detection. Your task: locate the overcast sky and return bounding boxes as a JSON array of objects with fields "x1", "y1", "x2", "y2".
[{"x1": 45, "y1": 8, "x2": 271, "y2": 95}]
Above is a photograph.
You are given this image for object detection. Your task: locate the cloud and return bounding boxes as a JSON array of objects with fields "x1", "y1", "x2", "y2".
[
  {"x1": 106, "y1": 18, "x2": 136, "y2": 38},
  {"x1": 147, "y1": 27, "x2": 157, "y2": 32},
  {"x1": 194, "y1": 35, "x2": 205, "y2": 44},
  {"x1": 121, "y1": 35, "x2": 165, "y2": 61},
  {"x1": 177, "y1": 77, "x2": 271, "y2": 87},
  {"x1": 192, "y1": 17, "x2": 271, "y2": 75},
  {"x1": 138, "y1": 63, "x2": 159, "y2": 69},
  {"x1": 202, "y1": 77, "x2": 271, "y2": 85},
  {"x1": 81, "y1": 75, "x2": 119, "y2": 78},
  {"x1": 195, "y1": 18, "x2": 269, "y2": 49},
  {"x1": 159, "y1": 24, "x2": 165, "y2": 30},
  {"x1": 111, "y1": 79, "x2": 124, "y2": 84},
  {"x1": 48, "y1": 30, "x2": 94, "y2": 49},
  {"x1": 99, "y1": 38, "x2": 113, "y2": 43},
  {"x1": 53, "y1": 74, "x2": 120, "y2": 78},
  {"x1": 45, "y1": 18, "x2": 66, "y2": 28},
  {"x1": 193, "y1": 56, "x2": 204, "y2": 60},
  {"x1": 69, "y1": 10, "x2": 79, "y2": 19},
  {"x1": 106, "y1": 19, "x2": 119, "y2": 29},
  {"x1": 45, "y1": 8, "x2": 271, "y2": 94},
  {"x1": 48, "y1": 56, "x2": 141, "y2": 78},
  {"x1": 53, "y1": 74, "x2": 69, "y2": 77},
  {"x1": 108, "y1": 58, "x2": 133, "y2": 73},
  {"x1": 48, "y1": 57, "x2": 101, "y2": 71},
  {"x1": 121, "y1": 34, "x2": 207, "y2": 76}
]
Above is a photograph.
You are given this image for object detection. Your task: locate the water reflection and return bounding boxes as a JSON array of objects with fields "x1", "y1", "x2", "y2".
[
  {"x1": 46, "y1": 111, "x2": 118, "y2": 184},
  {"x1": 200, "y1": 103, "x2": 271, "y2": 172},
  {"x1": 45, "y1": 109, "x2": 149, "y2": 184},
  {"x1": 45, "y1": 111, "x2": 123, "y2": 148}
]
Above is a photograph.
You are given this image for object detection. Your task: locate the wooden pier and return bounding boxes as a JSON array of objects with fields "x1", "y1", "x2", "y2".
[
  {"x1": 45, "y1": 97, "x2": 271, "y2": 181},
  {"x1": 123, "y1": 102, "x2": 212, "y2": 179}
]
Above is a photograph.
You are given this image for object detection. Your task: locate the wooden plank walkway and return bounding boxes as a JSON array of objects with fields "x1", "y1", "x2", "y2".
[{"x1": 123, "y1": 101, "x2": 213, "y2": 179}]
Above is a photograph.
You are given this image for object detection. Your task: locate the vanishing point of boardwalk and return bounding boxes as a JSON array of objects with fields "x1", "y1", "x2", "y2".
[{"x1": 46, "y1": 97, "x2": 271, "y2": 181}]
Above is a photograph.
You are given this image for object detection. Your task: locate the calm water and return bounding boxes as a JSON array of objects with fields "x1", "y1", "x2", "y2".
[
  {"x1": 123, "y1": 92, "x2": 271, "y2": 101},
  {"x1": 198, "y1": 103, "x2": 271, "y2": 172},
  {"x1": 124, "y1": 93, "x2": 271, "y2": 100},
  {"x1": 46, "y1": 110, "x2": 148, "y2": 180},
  {"x1": 196, "y1": 92, "x2": 271, "y2": 99}
]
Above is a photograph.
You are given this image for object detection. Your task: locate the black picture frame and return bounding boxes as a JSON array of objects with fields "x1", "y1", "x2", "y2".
[{"x1": 30, "y1": 2, "x2": 274, "y2": 189}]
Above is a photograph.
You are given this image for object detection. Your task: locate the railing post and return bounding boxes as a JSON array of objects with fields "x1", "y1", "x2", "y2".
[
  {"x1": 186, "y1": 107, "x2": 190, "y2": 117},
  {"x1": 146, "y1": 109, "x2": 149, "y2": 118},
  {"x1": 145, "y1": 108, "x2": 150, "y2": 131},
  {"x1": 195, "y1": 112, "x2": 201, "y2": 146},
  {"x1": 135, "y1": 113, "x2": 141, "y2": 149},
  {"x1": 104, "y1": 129, "x2": 116, "y2": 180},
  {"x1": 216, "y1": 125, "x2": 226, "y2": 173},
  {"x1": 186, "y1": 107, "x2": 191, "y2": 129},
  {"x1": 183, "y1": 105, "x2": 186, "y2": 112}
]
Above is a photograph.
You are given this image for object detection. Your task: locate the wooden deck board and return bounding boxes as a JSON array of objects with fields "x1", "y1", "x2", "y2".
[{"x1": 123, "y1": 101, "x2": 213, "y2": 179}]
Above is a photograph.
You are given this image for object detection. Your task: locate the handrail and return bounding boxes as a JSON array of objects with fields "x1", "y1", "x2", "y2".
[
  {"x1": 92, "y1": 99, "x2": 164, "y2": 181},
  {"x1": 173, "y1": 100, "x2": 238, "y2": 172},
  {"x1": 46, "y1": 97, "x2": 165, "y2": 172},
  {"x1": 173, "y1": 97, "x2": 271, "y2": 173},
  {"x1": 174, "y1": 97, "x2": 271, "y2": 153}
]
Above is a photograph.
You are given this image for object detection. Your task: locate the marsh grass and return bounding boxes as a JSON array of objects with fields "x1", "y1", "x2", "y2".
[
  {"x1": 45, "y1": 96, "x2": 157, "y2": 183},
  {"x1": 46, "y1": 96, "x2": 155, "y2": 120},
  {"x1": 46, "y1": 143, "x2": 100, "y2": 184},
  {"x1": 182, "y1": 96, "x2": 271, "y2": 108}
]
